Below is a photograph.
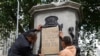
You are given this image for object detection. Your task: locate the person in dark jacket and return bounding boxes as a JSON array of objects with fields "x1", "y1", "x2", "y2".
[{"x1": 8, "y1": 25, "x2": 42, "y2": 56}]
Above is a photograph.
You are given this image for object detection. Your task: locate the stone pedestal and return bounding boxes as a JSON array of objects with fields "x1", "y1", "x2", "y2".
[{"x1": 29, "y1": 1, "x2": 81, "y2": 56}]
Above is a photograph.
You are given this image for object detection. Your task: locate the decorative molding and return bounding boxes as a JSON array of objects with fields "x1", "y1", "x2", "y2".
[{"x1": 29, "y1": 1, "x2": 81, "y2": 16}]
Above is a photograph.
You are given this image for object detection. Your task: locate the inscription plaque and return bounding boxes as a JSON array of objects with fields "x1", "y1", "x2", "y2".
[{"x1": 41, "y1": 26, "x2": 59, "y2": 55}]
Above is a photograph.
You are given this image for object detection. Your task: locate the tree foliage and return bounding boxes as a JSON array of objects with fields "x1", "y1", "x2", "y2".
[
  {"x1": 72, "y1": 0, "x2": 100, "y2": 31},
  {"x1": 0, "y1": 0, "x2": 100, "y2": 38},
  {"x1": 79, "y1": 28, "x2": 97, "y2": 56},
  {"x1": 0, "y1": 0, "x2": 41, "y2": 39}
]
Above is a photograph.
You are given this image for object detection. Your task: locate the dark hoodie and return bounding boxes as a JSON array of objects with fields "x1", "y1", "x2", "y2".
[{"x1": 8, "y1": 29, "x2": 39, "y2": 56}]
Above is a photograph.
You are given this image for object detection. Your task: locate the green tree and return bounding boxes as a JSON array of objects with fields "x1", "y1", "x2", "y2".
[
  {"x1": 0, "y1": 0, "x2": 41, "y2": 39},
  {"x1": 71, "y1": 0, "x2": 100, "y2": 56},
  {"x1": 72, "y1": 0, "x2": 100, "y2": 31},
  {"x1": 0, "y1": 0, "x2": 41, "y2": 54}
]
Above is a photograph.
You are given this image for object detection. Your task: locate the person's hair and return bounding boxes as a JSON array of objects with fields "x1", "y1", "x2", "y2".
[
  {"x1": 62, "y1": 36, "x2": 73, "y2": 45},
  {"x1": 26, "y1": 32, "x2": 37, "y2": 39}
]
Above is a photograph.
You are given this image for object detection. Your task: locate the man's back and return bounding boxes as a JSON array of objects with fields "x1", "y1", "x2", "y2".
[
  {"x1": 59, "y1": 45, "x2": 76, "y2": 56},
  {"x1": 8, "y1": 34, "x2": 33, "y2": 56}
]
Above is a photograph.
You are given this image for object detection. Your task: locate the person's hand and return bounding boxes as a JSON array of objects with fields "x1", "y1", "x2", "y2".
[
  {"x1": 59, "y1": 31, "x2": 64, "y2": 38},
  {"x1": 39, "y1": 53, "x2": 44, "y2": 56},
  {"x1": 37, "y1": 25, "x2": 42, "y2": 31}
]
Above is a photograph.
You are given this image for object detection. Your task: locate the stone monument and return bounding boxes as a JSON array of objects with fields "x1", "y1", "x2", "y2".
[{"x1": 29, "y1": 1, "x2": 81, "y2": 56}]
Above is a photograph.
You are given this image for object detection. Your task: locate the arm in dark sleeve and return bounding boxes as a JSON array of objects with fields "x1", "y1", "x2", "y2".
[
  {"x1": 30, "y1": 29, "x2": 40, "y2": 32},
  {"x1": 20, "y1": 47, "x2": 39, "y2": 56},
  {"x1": 27, "y1": 29, "x2": 40, "y2": 33},
  {"x1": 23, "y1": 29, "x2": 40, "y2": 37}
]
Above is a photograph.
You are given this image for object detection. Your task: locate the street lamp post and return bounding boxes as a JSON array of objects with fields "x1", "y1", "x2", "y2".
[{"x1": 16, "y1": 0, "x2": 20, "y2": 38}]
